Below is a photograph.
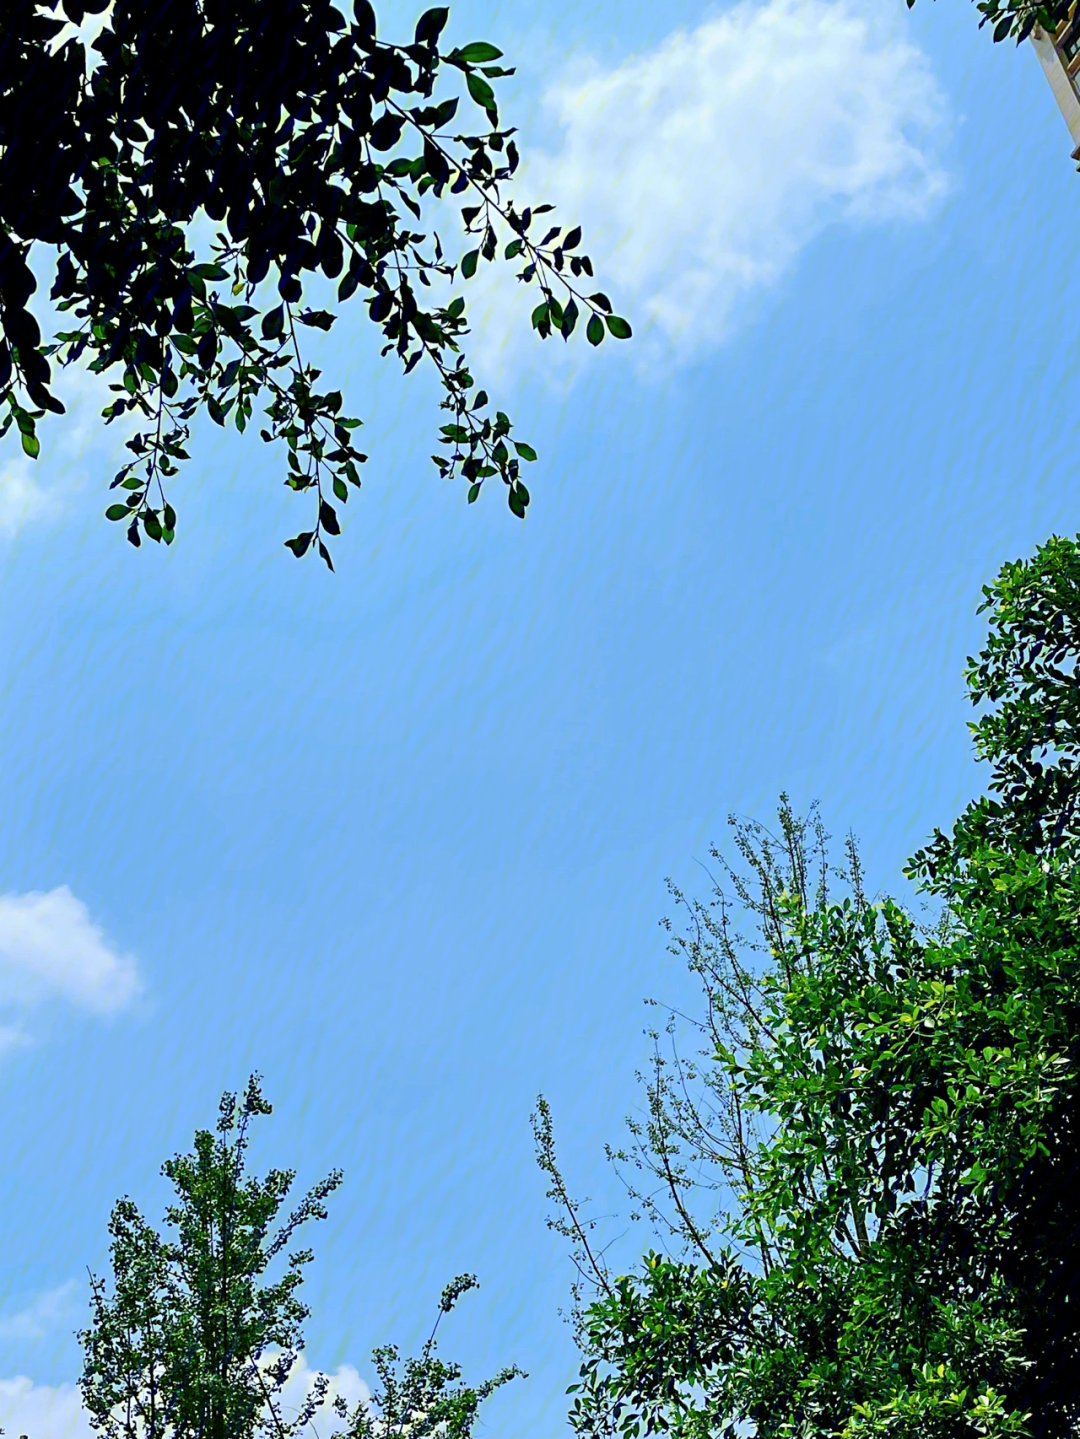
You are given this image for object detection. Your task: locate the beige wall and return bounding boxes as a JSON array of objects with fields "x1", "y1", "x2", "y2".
[{"x1": 1032, "y1": 25, "x2": 1080, "y2": 147}]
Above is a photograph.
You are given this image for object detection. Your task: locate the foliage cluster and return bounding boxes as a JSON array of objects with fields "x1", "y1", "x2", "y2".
[
  {"x1": 0, "y1": 0, "x2": 628, "y2": 564},
  {"x1": 79, "y1": 1076, "x2": 520, "y2": 1439}
]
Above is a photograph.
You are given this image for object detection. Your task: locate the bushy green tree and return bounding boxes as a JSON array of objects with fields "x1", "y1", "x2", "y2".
[
  {"x1": 0, "y1": 0, "x2": 628, "y2": 564},
  {"x1": 81, "y1": 1076, "x2": 520, "y2": 1439},
  {"x1": 536, "y1": 537, "x2": 1080, "y2": 1439}
]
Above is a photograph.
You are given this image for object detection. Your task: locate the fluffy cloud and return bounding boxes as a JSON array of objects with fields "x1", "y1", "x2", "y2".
[
  {"x1": 0, "y1": 1376, "x2": 93, "y2": 1439},
  {"x1": 0, "y1": 887, "x2": 140, "y2": 1015},
  {"x1": 468, "y1": 0, "x2": 948, "y2": 373},
  {"x1": 0, "y1": 1283, "x2": 80, "y2": 1342},
  {"x1": 0, "y1": 1356, "x2": 368, "y2": 1439},
  {"x1": 0, "y1": 459, "x2": 62, "y2": 535},
  {"x1": 0, "y1": 365, "x2": 116, "y2": 538},
  {"x1": 0, "y1": 1023, "x2": 31, "y2": 1053}
]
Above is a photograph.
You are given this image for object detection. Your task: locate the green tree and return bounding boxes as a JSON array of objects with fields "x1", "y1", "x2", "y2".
[
  {"x1": 81, "y1": 1075, "x2": 520, "y2": 1439},
  {"x1": 536, "y1": 537, "x2": 1080, "y2": 1439},
  {"x1": 0, "y1": 1, "x2": 629, "y2": 565}
]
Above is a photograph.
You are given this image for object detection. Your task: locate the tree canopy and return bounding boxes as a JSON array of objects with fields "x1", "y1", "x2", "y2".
[
  {"x1": 81, "y1": 1076, "x2": 519, "y2": 1439},
  {"x1": 536, "y1": 536, "x2": 1080, "y2": 1439},
  {"x1": 0, "y1": 0, "x2": 629, "y2": 566}
]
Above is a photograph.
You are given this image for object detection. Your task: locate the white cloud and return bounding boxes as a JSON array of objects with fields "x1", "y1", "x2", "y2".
[
  {"x1": 0, "y1": 365, "x2": 117, "y2": 538},
  {"x1": 0, "y1": 1375, "x2": 93, "y2": 1439},
  {"x1": 0, "y1": 1283, "x2": 80, "y2": 1342},
  {"x1": 467, "y1": 0, "x2": 948, "y2": 375},
  {"x1": 0, "y1": 1356, "x2": 368, "y2": 1439},
  {"x1": 0, "y1": 460, "x2": 62, "y2": 535},
  {"x1": 0, "y1": 1024, "x2": 31, "y2": 1054},
  {"x1": 0, "y1": 887, "x2": 140, "y2": 1015}
]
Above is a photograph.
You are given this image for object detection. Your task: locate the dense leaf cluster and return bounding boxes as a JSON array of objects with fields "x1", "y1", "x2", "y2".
[
  {"x1": 537, "y1": 538, "x2": 1080, "y2": 1439},
  {"x1": 913, "y1": 535, "x2": 1080, "y2": 870},
  {"x1": 0, "y1": 0, "x2": 629, "y2": 565}
]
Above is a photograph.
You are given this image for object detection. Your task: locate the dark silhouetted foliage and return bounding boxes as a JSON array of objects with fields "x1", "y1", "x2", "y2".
[{"x1": 0, "y1": 1, "x2": 629, "y2": 564}]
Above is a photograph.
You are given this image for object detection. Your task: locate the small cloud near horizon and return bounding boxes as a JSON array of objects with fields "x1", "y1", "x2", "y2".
[{"x1": 0, "y1": 1354, "x2": 369, "y2": 1439}]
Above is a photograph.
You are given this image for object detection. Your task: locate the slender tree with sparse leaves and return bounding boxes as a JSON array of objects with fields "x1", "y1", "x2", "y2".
[{"x1": 80, "y1": 1076, "x2": 521, "y2": 1439}]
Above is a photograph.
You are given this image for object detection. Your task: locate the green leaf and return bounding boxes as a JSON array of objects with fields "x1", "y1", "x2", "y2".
[
  {"x1": 261, "y1": 305, "x2": 285, "y2": 340},
  {"x1": 415, "y1": 6, "x2": 449, "y2": 44},
  {"x1": 606, "y1": 315, "x2": 632, "y2": 339},
  {"x1": 466, "y1": 72, "x2": 496, "y2": 112},
  {"x1": 468, "y1": 482, "x2": 481, "y2": 503},
  {"x1": 20, "y1": 430, "x2": 40, "y2": 459},
  {"x1": 461, "y1": 250, "x2": 479, "y2": 280},
  {"x1": 105, "y1": 503, "x2": 130, "y2": 521},
  {"x1": 458, "y1": 41, "x2": 503, "y2": 62},
  {"x1": 285, "y1": 531, "x2": 313, "y2": 557},
  {"x1": 432, "y1": 97, "x2": 459, "y2": 126},
  {"x1": 513, "y1": 440, "x2": 538, "y2": 462},
  {"x1": 299, "y1": 309, "x2": 335, "y2": 331},
  {"x1": 587, "y1": 314, "x2": 604, "y2": 346}
]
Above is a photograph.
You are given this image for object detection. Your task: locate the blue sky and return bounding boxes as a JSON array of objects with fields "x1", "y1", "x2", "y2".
[{"x1": 1, "y1": 0, "x2": 1079, "y2": 1434}]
